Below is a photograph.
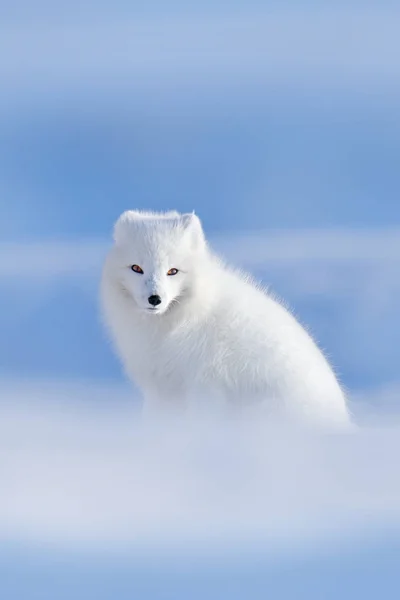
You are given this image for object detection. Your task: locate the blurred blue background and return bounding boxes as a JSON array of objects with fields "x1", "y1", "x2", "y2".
[{"x1": 1, "y1": 2, "x2": 400, "y2": 598}]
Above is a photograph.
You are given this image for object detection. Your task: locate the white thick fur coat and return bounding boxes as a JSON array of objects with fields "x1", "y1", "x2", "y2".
[{"x1": 101, "y1": 210, "x2": 350, "y2": 426}]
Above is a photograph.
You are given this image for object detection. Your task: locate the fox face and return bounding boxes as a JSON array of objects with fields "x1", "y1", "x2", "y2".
[{"x1": 109, "y1": 210, "x2": 205, "y2": 315}]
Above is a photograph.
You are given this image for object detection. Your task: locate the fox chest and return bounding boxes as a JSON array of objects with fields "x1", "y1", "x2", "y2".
[{"x1": 130, "y1": 327, "x2": 206, "y2": 391}]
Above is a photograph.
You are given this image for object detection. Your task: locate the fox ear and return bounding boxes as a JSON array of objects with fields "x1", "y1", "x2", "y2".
[
  {"x1": 113, "y1": 210, "x2": 141, "y2": 242},
  {"x1": 181, "y1": 212, "x2": 205, "y2": 251}
]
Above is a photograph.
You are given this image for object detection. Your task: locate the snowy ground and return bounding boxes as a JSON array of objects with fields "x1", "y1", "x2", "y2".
[
  {"x1": 1, "y1": 380, "x2": 400, "y2": 599},
  {"x1": 2, "y1": 380, "x2": 400, "y2": 550}
]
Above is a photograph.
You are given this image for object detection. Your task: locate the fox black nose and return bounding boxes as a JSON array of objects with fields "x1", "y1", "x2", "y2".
[{"x1": 148, "y1": 295, "x2": 162, "y2": 307}]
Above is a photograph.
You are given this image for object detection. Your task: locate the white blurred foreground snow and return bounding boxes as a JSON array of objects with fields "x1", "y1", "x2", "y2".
[{"x1": 1, "y1": 380, "x2": 400, "y2": 559}]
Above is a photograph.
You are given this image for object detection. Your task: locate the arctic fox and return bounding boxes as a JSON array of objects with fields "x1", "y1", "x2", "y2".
[{"x1": 101, "y1": 210, "x2": 350, "y2": 426}]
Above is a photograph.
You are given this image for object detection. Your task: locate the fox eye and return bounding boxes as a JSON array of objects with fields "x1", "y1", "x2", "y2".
[
  {"x1": 131, "y1": 264, "x2": 144, "y2": 274},
  {"x1": 167, "y1": 268, "x2": 179, "y2": 276}
]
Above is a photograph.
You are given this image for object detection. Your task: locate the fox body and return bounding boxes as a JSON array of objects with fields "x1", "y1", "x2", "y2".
[{"x1": 101, "y1": 210, "x2": 350, "y2": 425}]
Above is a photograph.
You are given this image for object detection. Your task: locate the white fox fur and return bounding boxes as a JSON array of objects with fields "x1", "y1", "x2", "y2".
[{"x1": 101, "y1": 210, "x2": 350, "y2": 426}]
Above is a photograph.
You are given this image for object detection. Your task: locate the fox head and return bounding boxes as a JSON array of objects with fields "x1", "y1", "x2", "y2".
[{"x1": 108, "y1": 210, "x2": 206, "y2": 315}]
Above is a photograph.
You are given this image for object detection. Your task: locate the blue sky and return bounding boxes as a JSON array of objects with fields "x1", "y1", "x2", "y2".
[{"x1": 1, "y1": 2, "x2": 400, "y2": 598}]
